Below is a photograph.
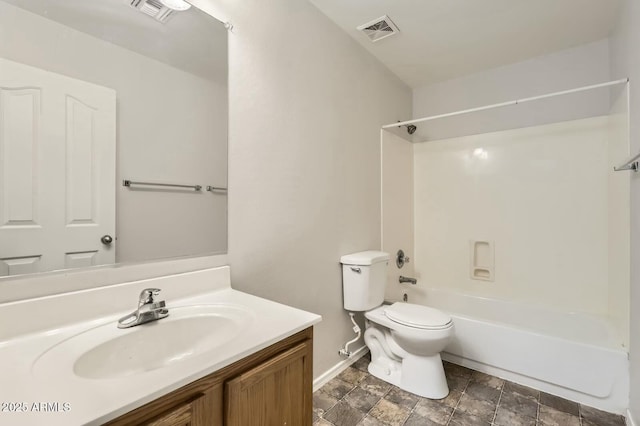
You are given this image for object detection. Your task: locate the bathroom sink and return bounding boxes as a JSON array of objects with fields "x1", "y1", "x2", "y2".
[{"x1": 32, "y1": 304, "x2": 254, "y2": 380}]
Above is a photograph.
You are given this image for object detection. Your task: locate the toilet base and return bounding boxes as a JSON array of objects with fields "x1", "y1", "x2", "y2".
[
  {"x1": 368, "y1": 356, "x2": 402, "y2": 388},
  {"x1": 368, "y1": 353, "x2": 449, "y2": 399}
]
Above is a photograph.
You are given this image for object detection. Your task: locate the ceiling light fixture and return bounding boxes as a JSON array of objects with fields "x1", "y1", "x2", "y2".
[{"x1": 159, "y1": 0, "x2": 191, "y2": 11}]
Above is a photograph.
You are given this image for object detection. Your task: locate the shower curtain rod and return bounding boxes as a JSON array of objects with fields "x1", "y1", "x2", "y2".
[{"x1": 383, "y1": 78, "x2": 629, "y2": 129}]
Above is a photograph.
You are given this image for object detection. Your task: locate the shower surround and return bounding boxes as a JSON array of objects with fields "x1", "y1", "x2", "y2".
[{"x1": 381, "y1": 111, "x2": 630, "y2": 413}]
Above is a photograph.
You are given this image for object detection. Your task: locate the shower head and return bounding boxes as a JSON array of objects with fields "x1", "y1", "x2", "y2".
[{"x1": 396, "y1": 121, "x2": 417, "y2": 135}]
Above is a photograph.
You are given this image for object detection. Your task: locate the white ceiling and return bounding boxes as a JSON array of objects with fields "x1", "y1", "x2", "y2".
[
  {"x1": 2, "y1": 0, "x2": 227, "y2": 84},
  {"x1": 309, "y1": 0, "x2": 622, "y2": 88}
]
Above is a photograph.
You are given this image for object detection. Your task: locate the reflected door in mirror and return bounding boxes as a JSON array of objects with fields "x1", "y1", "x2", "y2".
[{"x1": 0, "y1": 58, "x2": 116, "y2": 276}]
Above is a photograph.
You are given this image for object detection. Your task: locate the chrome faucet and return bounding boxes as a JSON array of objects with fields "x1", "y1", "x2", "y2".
[
  {"x1": 117, "y1": 288, "x2": 169, "y2": 329},
  {"x1": 399, "y1": 276, "x2": 417, "y2": 285}
]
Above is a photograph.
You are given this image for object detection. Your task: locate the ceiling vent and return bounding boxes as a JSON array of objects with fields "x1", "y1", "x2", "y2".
[
  {"x1": 357, "y1": 15, "x2": 399, "y2": 43},
  {"x1": 130, "y1": 0, "x2": 174, "y2": 23}
]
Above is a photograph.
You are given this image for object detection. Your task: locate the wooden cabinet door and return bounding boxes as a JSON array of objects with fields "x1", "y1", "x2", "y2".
[
  {"x1": 133, "y1": 394, "x2": 207, "y2": 426},
  {"x1": 146, "y1": 401, "x2": 192, "y2": 426},
  {"x1": 225, "y1": 341, "x2": 312, "y2": 426}
]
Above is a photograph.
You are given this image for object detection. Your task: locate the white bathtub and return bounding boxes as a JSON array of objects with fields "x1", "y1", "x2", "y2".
[{"x1": 413, "y1": 288, "x2": 629, "y2": 414}]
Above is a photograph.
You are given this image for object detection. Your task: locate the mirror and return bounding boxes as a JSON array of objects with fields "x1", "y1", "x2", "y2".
[{"x1": 0, "y1": 0, "x2": 228, "y2": 277}]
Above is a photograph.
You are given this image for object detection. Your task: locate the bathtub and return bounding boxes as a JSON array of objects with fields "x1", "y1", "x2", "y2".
[{"x1": 412, "y1": 288, "x2": 629, "y2": 414}]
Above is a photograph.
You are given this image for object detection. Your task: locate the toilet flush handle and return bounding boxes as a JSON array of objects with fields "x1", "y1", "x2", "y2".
[{"x1": 350, "y1": 267, "x2": 361, "y2": 273}]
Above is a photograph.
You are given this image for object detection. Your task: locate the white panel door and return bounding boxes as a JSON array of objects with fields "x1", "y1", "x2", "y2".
[{"x1": 0, "y1": 58, "x2": 116, "y2": 276}]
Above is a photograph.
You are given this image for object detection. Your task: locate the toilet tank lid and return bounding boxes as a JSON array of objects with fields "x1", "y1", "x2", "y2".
[{"x1": 340, "y1": 251, "x2": 390, "y2": 265}]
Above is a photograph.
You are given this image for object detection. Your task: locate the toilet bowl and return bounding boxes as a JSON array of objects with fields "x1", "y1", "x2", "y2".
[
  {"x1": 364, "y1": 302, "x2": 453, "y2": 399},
  {"x1": 340, "y1": 251, "x2": 455, "y2": 399}
]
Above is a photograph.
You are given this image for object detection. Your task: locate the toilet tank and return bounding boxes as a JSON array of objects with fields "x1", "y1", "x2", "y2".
[{"x1": 340, "y1": 251, "x2": 390, "y2": 312}]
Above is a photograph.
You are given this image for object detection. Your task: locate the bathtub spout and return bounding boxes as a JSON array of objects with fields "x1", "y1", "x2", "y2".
[{"x1": 399, "y1": 276, "x2": 417, "y2": 285}]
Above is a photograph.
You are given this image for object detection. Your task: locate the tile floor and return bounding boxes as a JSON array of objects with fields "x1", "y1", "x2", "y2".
[{"x1": 313, "y1": 354, "x2": 626, "y2": 426}]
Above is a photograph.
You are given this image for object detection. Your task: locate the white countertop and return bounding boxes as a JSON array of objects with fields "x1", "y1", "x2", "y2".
[{"x1": 0, "y1": 267, "x2": 321, "y2": 425}]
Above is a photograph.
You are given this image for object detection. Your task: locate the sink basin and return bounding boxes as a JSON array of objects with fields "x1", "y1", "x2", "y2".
[{"x1": 33, "y1": 304, "x2": 254, "y2": 380}]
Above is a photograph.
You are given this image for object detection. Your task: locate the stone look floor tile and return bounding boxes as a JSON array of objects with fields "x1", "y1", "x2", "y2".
[
  {"x1": 471, "y1": 370, "x2": 505, "y2": 390},
  {"x1": 456, "y1": 393, "x2": 497, "y2": 422},
  {"x1": 314, "y1": 356, "x2": 624, "y2": 426},
  {"x1": 352, "y1": 357, "x2": 369, "y2": 372},
  {"x1": 580, "y1": 404, "x2": 626, "y2": 426},
  {"x1": 368, "y1": 398, "x2": 411, "y2": 425},
  {"x1": 446, "y1": 373, "x2": 470, "y2": 391},
  {"x1": 358, "y1": 374, "x2": 392, "y2": 397},
  {"x1": 343, "y1": 386, "x2": 381, "y2": 413},
  {"x1": 448, "y1": 409, "x2": 490, "y2": 426},
  {"x1": 413, "y1": 397, "x2": 454, "y2": 424},
  {"x1": 443, "y1": 361, "x2": 473, "y2": 378},
  {"x1": 356, "y1": 415, "x2": 386, "y2": 426},
  {"x1": 323, "y1": 401, "x2": 366, "y2": 426},
  {"x1": 493, "y1": 406, "x2": 536, "y2": 426},
  {"x1": 499, "y1": 388, "x2": 538, "y2": 419},
  {"x1": 582, "y1": 419, "x2": 626, "y2": 426},
  {"x1": 352, "y1": 354, "x2": 371, "y2": 372},
  {"x1": 404, "y1": 411, "x2": 444, "y2": 426},
  {"x1": 383, "y1": 386, "x2": 419, "y2": 410},
  {"x1": 503, "y1": 381, "x2": 540, "y2": 400},
  {"x1": 465, "y1": 381, "x2": 501, "y2": 404},
  {"x1": 540, "y1": 392, "x2": 580, "y2": 416},
  {"x1": 314, "y1": 390, "x2": 339, "y2": 414},
  {"x1": 538, "y1": 404, "x2": 581, "y2": 426},
  {"x1": 338, "y1": 366, "x2": 368, "y2": 385},
  {"x1": 323, "y1": 377, "x2": 356, "y2": 400},
  {"x1": 436, "y1": 389, "x2": 463, "y2": 408}
]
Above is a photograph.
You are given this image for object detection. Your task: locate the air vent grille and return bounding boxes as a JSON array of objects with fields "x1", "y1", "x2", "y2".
[
  {"x1": 130, "y1": 0, "x2": 174, "y2": 23},
  {"x1": 357, "y1": 15, "x2": 399, "y2": 43}
]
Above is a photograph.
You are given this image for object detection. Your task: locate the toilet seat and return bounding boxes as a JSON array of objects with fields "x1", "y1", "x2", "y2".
[{"x1": 384, "y1": 302, "x2": 452, "y2": 330}]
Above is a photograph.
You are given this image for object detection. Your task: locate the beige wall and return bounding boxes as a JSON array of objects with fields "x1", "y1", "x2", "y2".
[
  {"x1": 191, "y1": 0, "x2": 412, "y2": 376},
  {"x1": 412, "y1": 39, "x2": 611, "y2": 141},
  {"x1": 610, "y1": 0, "x2": 640, "y2": 421},
  {"x1": 0, "y1": 1, "x2": 228, "y2": 264}
]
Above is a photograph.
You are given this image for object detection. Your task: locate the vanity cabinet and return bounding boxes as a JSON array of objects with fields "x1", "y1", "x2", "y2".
[
  {"x1": 143, "y1": 396, "x2": 206, "y2": 426},
  {"x1": 225, "y1": 342, "x2": 310, "y2": 426},
  {"x1": 105, "y1": 328, "x2": 313, "y2": 426}
]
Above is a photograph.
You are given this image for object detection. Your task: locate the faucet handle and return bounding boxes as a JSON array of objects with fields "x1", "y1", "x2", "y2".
[
  {"x1": 138, "y1": 288, "x2": 161, "y2": 306},
  {"x1": 396, "y1": 249, "x2": 410, "y2": 268}
]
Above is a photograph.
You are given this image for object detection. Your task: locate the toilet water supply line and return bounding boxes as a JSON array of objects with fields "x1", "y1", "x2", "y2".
[{"x1": 338, "y1": 312, "x2": 361, "y2": 357}]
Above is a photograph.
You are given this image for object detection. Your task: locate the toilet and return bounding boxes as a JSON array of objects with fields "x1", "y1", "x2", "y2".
[{"x1": 340, "y1": 250, "x2": 454, "y2": 399}]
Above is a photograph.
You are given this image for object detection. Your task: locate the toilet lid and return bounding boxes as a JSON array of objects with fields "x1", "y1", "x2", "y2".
[{"x1": 384, "y1": 302, "x2": 452, "y2": 329}]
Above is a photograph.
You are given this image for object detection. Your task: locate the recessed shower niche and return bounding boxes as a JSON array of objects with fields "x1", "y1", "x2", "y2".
[{"x1": 470, "y1": 240, "x2": 494, "y2": 282}]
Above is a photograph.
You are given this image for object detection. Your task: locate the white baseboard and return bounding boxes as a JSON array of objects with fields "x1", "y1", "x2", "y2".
[
  {"x1": 628, "y1": 409, "x2": 638, "y2": 426},
  {"x1": 313, "y1": 346, "x2": 368, "y2": 392}
]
